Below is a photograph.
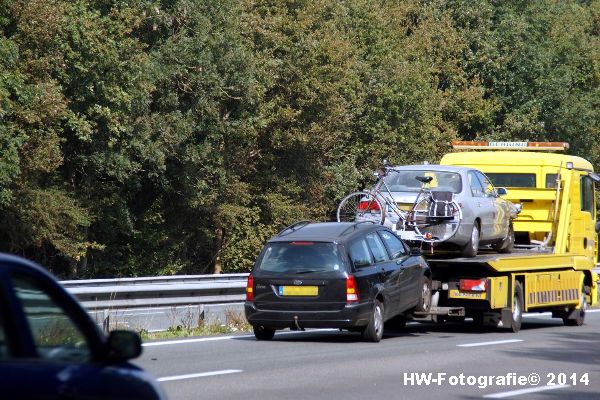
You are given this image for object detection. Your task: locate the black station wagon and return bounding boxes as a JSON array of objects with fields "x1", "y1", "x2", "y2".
[{"x1": 244, "y1": 222, "x2": 432, "y2": 342}]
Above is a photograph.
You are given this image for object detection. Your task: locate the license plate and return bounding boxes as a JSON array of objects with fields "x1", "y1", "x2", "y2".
[
  {"x1": 449, "y1": 290, "x2": 486, "y2": 299},
  {"x1": 278, "y1": 286, "x2": 318, "y2": 296}
]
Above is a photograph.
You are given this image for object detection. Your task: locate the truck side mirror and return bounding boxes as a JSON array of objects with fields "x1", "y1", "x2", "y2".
[{"x1": 496, "y1": 187, "x2": 508, "y2": 196}]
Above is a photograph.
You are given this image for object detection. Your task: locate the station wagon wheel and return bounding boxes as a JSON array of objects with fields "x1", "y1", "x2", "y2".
[
  {"x1": 460, "y1": 221, "x2": 480, "y2": 258},
  {"x1": 563, "y1": 284, "x2": 587, "y2": 326},
  {"x1": 253, "y1": 325, "x2": 276, "y2": 341},
  {"x1": 362, "y1": 299, "x2": 384, "y2": 342},
  {"x1": 510, "y1": 281, "x2": 524, "y2": 333},
  {"x1": 337, "y1": 192, "x2": 385, "y2": 224},
  {"x1": 416, "y1": 276, "x2": 432, "y2": 313}
]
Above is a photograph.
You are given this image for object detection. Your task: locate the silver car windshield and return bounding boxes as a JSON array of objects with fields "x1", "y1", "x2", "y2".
[{"x1": 383, "y1": 170, "x2": 462, "y2": 193}]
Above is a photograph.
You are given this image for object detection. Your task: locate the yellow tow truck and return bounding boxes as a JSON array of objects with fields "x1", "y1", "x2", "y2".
[{"x1": 422, "y1": 141, "x2": 599, "y2": 332}]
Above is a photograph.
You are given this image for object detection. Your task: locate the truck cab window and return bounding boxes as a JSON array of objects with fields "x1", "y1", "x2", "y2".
[{"x1": 580, "y1": 176, "x2": 595, "y2": 216}]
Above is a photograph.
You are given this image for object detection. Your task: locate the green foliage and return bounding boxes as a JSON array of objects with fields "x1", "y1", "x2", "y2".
[{"x1": 0, "y1": 0, "x2": 598, "y2": 276}]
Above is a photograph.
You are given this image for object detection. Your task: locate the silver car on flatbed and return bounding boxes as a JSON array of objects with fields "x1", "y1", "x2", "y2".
[{"x1": 382, "y1": 165, "x2": 518, "y2": 257}]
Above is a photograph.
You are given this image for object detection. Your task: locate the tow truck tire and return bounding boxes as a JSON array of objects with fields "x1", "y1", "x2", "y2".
[
  {"x1": 511, "y1": 282, "x2": 524, "y2": 333},
  {"x1": 563, "y1": 285, "x2": 587, "y2": 326}
]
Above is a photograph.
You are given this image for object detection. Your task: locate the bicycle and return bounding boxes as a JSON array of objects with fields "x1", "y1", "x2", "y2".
[{"x1": 336, "y1": 165, "x2": 462, "y2": 243}]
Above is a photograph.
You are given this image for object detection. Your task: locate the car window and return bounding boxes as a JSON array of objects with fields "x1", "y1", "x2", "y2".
[
  {"x1": 10, "y1": 273, "x2": 91, "y2": 363},
  {"x1": 348, "y1": 239, "x2": 374, "y2": 268},
  {"x1": 468, "y1": 171, "x2": 485, "y2": 197},
  {"x1": 476, "y1": 171, "x2": 496, "y2": 197},
  {"x1": 378, "y1": 230, "x2": 407, "y2": 259},
  {"x1": 256, "y1": 242, "x2": 343, "y2": 273},
  {"x1": 365, "y1": 233, "x2": 389, "y2": 263}
]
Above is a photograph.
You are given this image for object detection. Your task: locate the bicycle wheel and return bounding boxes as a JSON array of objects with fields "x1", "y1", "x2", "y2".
[
  {"x1": 337, "y1": 191, "x2": 385, "y2": 224},
  {"x1": 411, "y1": 198, "x2": 461, "y2": 242}
]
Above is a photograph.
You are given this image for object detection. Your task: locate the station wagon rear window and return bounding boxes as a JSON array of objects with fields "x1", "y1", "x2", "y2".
[
  {"x1": 256, "y1": 242, "x2": 344, "y2": 274},
  {"x1": 485, "y1": 173, "x2": 536, "y2": 188},
  {"x1": 383, "y1": 170, "x2": 462, "y2": 193}
]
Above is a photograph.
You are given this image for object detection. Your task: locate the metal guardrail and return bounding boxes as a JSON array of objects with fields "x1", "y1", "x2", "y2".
[{"x1": 61, "y1": 273, "x2": 249, "y2": 310}]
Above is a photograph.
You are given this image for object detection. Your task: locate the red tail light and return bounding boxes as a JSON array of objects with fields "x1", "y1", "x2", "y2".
[
  {"x1": 358, "y1": 200, "x2": 380, "y2": 212},
  {"x1": 460, "y1": 279, "x2": 488, "y2": 292},
  {"x1": 246, "y1": 275, "x2": 254, "y2": 301},
  {"x1": 346, "y1": 275, "x2": 359, "y2": 303}
]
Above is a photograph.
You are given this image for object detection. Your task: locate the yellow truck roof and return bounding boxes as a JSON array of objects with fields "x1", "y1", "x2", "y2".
[{"x1": 441, "y1": 151, "x2": 593, "y2": 171}]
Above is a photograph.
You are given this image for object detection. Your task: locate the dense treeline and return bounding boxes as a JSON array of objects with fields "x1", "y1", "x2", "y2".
[{"x1": 1, "y1": 0, "x2": 599, "y2": 277}]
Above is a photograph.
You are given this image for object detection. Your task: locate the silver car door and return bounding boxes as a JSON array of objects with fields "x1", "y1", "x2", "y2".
[
  {"x1": 468, "y1": 171, "x2": 494, "y2": 238},
  {"x1": 476, "y1": 171, "x2": 506, "y2": 239}
]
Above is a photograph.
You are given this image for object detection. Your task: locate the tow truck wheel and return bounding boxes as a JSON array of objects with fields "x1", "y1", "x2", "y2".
[
  {"x1": 563, "y1": 284, "x2": 587, "y2": 326},
  {"x1": 510, "y1": 282, "x2": 524, "y2": 333}
]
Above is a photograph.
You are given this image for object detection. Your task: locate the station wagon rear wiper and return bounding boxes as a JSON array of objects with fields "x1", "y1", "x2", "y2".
[{"x1": 294, "y1": 269, "x2": 319, "y2": 274}]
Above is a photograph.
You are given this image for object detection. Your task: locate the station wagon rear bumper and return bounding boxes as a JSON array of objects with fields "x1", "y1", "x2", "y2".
[{"x1": 244, "y1": 301, "x2": 373, "y2": 330}]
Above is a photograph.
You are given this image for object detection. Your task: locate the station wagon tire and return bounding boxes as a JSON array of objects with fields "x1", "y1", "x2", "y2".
[
  {"x1": 385, "y1": 315, "x2": 407, "y2": 331},
  {"x1": 253, "y1": 325, "x2": 276, "y2": 341},
  {"x1": 494, "y1": 223, "x2": 514, "y2": 254},
  {"x1": 416, "y1": 276, "x2": 432, "y2": 313},
  {"x1": 337, "y1": 192, "x2": 385, "y2": 224},
  {"x1": 461, "y1": 222, "x2": 480, "y2": 258},
  {"x1": 362, "y1": 299, "x2": 384, "y2": 342},
  {"x1": 510, "y1": 282, "x2": 524, "y2": 333},
  {"x1": 563, "y1": 284, "x2": 587, "y2": 326}
]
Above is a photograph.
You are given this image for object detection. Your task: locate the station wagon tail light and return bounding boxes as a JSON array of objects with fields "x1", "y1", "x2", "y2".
[
  {"x1": 460, "y1": 279, "x2": 488, "y2": 292},
  {"x1": 246, "y1": 275, "x2": 254, "y2": 301},
  {"x1": 346, "y1": 275, "x2": 359, "y2": 303},
  {"x1": 358, "y1": 200, "x2": 380, "y2": 212}
]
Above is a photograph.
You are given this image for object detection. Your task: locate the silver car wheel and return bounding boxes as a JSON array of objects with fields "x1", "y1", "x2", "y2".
[{"x1": 470, "y1": 224, "x2": 480, "y2": 253}]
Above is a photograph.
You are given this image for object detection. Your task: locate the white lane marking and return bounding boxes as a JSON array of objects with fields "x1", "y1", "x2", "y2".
[
  {"x1": 143, "y1": 328, "x2": 339, "y2": 347},
  {"x1": 157, "y1": 369, "x2": 242, "y2": 382},
  {"x1": 484, "y1": 384, "x2": 570, "y2": 398},
  {"x1": 587, "y1": 309, "x2": 600, "y2": 313},
  {"x1": 457, "y1": 339, "x2": 523, "y2": 348},
  {"x1": 144, "y1": 335, "x2": 248, "y2": 346}
]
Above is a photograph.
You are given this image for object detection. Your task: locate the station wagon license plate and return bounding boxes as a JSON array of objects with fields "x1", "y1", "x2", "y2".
[{"x1": 278, "y1": 286, "x2": 318, "y2": 296}]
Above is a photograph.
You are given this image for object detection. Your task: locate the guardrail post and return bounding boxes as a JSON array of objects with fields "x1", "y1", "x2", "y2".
[{"x1": 102, "y1": 308, "x2": 110, "y2": 333}]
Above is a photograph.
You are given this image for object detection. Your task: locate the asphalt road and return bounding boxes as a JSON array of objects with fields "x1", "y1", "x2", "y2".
[{"x1": 135, "y1": 311, "x2": 600, "y2": 400}]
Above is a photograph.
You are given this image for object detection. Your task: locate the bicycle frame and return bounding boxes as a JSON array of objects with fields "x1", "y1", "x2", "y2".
[{"x1": 369, "y1": 168, "x2": 432, "y2": 230}]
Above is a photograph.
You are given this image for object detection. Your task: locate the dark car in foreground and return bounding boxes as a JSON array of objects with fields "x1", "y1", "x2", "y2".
[
  {"x1": 0, "y1": 253, "x2": 165, "y2": 399},
  {"x1": 245, "y1": 222, "x2": 432, "y2": 342}
]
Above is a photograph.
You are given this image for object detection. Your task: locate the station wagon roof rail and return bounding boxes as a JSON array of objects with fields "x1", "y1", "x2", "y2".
[{"x1": 277, "y1": 220, "x2": 313, "y2": 237}]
